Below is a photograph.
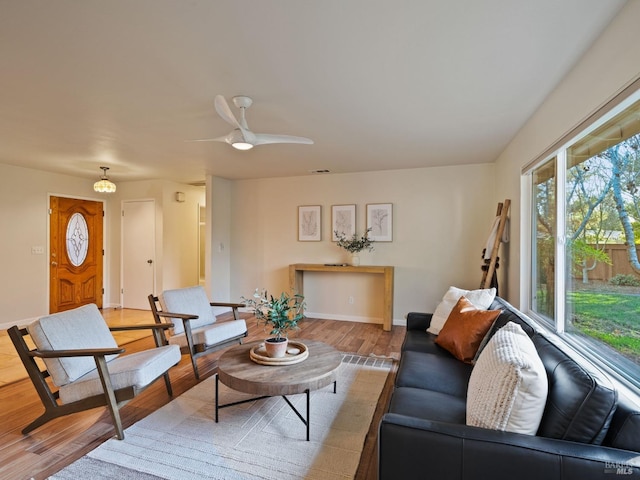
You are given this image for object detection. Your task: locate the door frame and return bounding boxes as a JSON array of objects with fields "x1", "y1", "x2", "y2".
[
  {"x1": 47, "y1": 193, "x2": 108, "y2": 311},
  {"x1": 120, "y1": 198, "x2": 157, "y2": 308}
]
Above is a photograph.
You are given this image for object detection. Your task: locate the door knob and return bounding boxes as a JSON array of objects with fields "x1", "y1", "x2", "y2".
[
  {"x1": 147, "y1": 259, "x2": 153, "y2": 264},
  {"x1": 51, "y1": 261, "x2": 58, "y2": 266}
]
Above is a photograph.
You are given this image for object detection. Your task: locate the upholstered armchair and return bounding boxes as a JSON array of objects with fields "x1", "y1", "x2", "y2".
[
  {"x1": 148, "y1": 286, "x2": 247, "y2": 380},
  {"x1": 8, "y1": 303, "x2": 181, "y2": 440}
]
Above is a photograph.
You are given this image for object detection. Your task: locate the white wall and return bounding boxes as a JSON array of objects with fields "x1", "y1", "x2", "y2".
[
  {"x1": 0, "y1": 163, "x2": 109, "y2": 325},
  {"x1": 108, "y1": 180, "x2": 164, "y2": 308},
  {"x1": 0, "y1": 160, "x2": 495, "y2": 328},
  {"x1": 0, "y1": 164, "x2": 204, "y2": 328},
  {"x1": 207, "y1": 176, "x2": 232, "y2": 303},
  {"x1": 6, "y1": 1, "x2": 639, "y2": 328},
  {"x1": 494, "y1": 0, "x2": 640, "y2": 306},
  {"x1": 230, "y1": 165, "x2": 498, "y2": 324},
  {"x1": 107, "y1": 179, "x2": 205, "y2": 305},
  {"x1": 160, "y1": 183, "x2": 205, "y2": 291}
]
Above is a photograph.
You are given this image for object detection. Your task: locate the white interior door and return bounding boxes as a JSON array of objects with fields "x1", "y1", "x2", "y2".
[{"x1": 122, "y1": 200, "x2": 155, "y2": 309}]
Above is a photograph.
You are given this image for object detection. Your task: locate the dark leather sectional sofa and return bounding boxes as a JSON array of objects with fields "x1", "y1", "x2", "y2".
[{"x1": 379, "y1": 297, "x2": 640, "y2": 479}]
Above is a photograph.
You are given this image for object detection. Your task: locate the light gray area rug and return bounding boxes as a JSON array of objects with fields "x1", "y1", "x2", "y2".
[{"x1": 50, "y1": 354, "x2": 392, "y2": 480}]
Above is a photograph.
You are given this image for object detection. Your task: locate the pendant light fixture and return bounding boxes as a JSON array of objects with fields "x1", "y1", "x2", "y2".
[{"x1": 93, "y1": 166, "x2": 117, "y2": 193}]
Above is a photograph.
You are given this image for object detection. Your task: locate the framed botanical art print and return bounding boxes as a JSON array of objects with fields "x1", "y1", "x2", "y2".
[
  {"x1": 331, "y1": 204, "x2": 356, "y2": 241},
  {"x1": 367, "y1": 203, "x2": 393, "y2": 241},
  {"x1": 298, "y1": 205, "x2": 321, "y2": 241}
]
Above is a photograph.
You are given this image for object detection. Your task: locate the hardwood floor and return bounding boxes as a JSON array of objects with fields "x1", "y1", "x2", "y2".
[{"x1": 0, "y1": 308, "x2": 405, "y2": 480}]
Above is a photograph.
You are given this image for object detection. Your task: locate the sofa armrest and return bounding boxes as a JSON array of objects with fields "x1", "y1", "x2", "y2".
[
  {"x1": 379, "y1": 413, "x2": 640, "y2": 480},
  {"x1": 405, "y1": 312, "x2": 432, "y2": 331}
]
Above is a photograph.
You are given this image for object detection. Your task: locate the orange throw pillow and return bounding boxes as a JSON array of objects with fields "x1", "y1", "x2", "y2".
[{"x1": 435, "y1": 296, "x2": 501, "y2": 364}]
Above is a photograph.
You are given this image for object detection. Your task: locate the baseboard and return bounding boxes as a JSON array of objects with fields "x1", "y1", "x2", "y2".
[
  {"x1": 0, "y1": 316, "x2": 39, "y2": 331},
  {"x1": 305, "y1": 311, "x2": 383, "y2": 324},
  {"x1": 237, "y1": 308, "x2": 406, "y2": 327},
  {"x1": 1, "y1": 303, "x2": 123, "y2": 331},
  {"x1": 305, "y1": 311, "x2": 407, "y2": 327},
  {"x1": 393, "y1": 317, "x2": 407, "y2": 327}
]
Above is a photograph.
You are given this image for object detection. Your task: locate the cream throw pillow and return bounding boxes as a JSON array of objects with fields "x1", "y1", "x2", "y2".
[
  {"x1": 466, "y1": 322, "x2": 548, "y2": 435},
  {"x1": 427, "y1": 286, "x2": 496, "y2": 335}
]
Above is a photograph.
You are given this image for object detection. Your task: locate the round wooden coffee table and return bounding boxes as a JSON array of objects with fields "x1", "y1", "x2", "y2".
[{"x1": 215, "y1": 339, "x2": 342, "y2": 441}]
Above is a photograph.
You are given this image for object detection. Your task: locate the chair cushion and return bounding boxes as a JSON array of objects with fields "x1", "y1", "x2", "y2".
[
  {"x1": 395, "y1": 350, "x2": 472, "y2": 398},
  {"x1": 604, "y1": 394, "x2": 640, "y2": 452},
  {"x1": 388, "y1": 386, "x2": 467, "y2": 423},
  {"x1": 59, "y1": 345, "x2": 181, "y2": 404},
  {"x1": 28, "y1": 304, "x2": 119, "y2": 387},
  {"x1": 161, "y1": 286, "x2": 217, "y2": 335},
  {"x1": 532, "y1": 333, "x2": 617, "y2": 444},
  {"x1": 402, "y1": 331, "x2": 444, "y2": 355},
  {"x1": 167, "y1": 319, "x2": 247, "y2": 348}
]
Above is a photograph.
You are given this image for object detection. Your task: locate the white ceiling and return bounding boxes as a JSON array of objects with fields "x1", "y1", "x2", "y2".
[{"x1": 0, "y1": 0, "x2": 627, "y2": 184}]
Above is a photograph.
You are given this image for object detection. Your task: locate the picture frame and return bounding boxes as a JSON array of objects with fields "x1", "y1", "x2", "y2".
[
  {"x1": 367, "y1": 203, "x2": 393, "y2": 241},
  {"x1": 298, "y1": 205, "x2": 321, "y2": 241},
  {"x1": 331, "y1": 204, "x2": 356, "y2": 241}
]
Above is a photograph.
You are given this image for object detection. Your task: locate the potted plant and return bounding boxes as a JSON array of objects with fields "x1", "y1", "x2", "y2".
[
  {"x1": 334, "y1": 228, "x2": 374, "y2": 265},
  {"x1": 242, "y1": 289, "x2": 305, "y2": 358}
]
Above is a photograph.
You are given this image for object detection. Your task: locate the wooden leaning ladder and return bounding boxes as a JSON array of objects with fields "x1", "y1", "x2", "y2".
[{"x1": 480, "y1": 199, "x2": 511, "y2": 290}]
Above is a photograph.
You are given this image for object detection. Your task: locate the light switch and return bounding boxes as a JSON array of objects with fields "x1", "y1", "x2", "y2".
[{"x1": 31, "y1": 246, "x2": 45, "y2": 255}]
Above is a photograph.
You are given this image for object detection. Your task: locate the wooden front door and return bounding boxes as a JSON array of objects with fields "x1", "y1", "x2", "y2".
[{"x1": 49, "y1": 196, "x2": 104, "y2": 313}]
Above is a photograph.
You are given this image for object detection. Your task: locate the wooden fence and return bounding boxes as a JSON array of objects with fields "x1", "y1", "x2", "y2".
[{"x1": 581, "y1": 244, "x2": 640, "y2": 281}]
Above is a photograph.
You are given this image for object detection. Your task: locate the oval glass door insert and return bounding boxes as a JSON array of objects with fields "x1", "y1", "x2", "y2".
[{"x1": 66, "y1": 212, "x2": 89, "y2": 266}]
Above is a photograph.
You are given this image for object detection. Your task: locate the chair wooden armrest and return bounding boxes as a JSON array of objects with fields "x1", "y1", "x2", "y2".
[
  {"x1": 210, "y1": 302, "x2": 245, "y2": 308},
  {"x1": 210, "y1": 302, "x2": 244, "y2": 320},
  {"x1": 109, "y1": 323, "x2": 173, "y2": 332},
  {"x1": 154, "y1": 311, "x2": 199, "y2": 320},
  {"x1": 110, "y1": 322, "x2": 175, "y2": 348},
  {"x1": 29, "y1": 347, "x2": 125, "y2": 358}
]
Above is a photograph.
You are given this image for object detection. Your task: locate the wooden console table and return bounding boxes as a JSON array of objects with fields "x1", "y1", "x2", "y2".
[{"x1": 288, "y1": 263, "x2": 394, "y2": 331}]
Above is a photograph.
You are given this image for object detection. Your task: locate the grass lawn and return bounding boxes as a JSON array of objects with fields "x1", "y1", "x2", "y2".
[{"x1": 568, "y1": 290, "x2": 640, "y2": 364}]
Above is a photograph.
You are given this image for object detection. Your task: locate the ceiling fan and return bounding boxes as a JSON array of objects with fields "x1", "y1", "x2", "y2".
[{"x1": 193, "y1": 95, "x2": 314, "y2": 150}]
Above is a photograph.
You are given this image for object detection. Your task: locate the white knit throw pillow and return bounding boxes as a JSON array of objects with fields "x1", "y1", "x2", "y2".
[{"x1": 466, "y1": 322, "x2": 548, "y2": 435}]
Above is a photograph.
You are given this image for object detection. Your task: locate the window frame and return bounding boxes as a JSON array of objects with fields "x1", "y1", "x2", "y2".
[{"x1": 522, "y1": 80, "x2": 640, "y2": 391}]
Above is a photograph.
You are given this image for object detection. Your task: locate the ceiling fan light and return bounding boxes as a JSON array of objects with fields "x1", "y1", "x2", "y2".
[
  {"x1": 228, "y1": 129, "x2": 253, "y2": 150},
  {"x1": 93, "y1": 166, "x2": 117, "y2": 193},
  {"x1": 231, "y1": 141, "x2": 253, "y2": 150}
]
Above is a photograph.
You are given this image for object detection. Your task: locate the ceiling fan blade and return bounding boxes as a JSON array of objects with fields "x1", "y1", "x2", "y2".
[
  {"x1": 204, "y1": 96, "x2": 313, "y2": 150},
  {"x1": 253, "y1": 133, "x2": 314, "y2": 146},
  {"x1": 186, "y1": 135, "x2": 229, "y2": 143},
  {"x1": 214, "y1": 95, "x2": 241, "y2": 129},
  {"x1": 187, "y1": 129, "x2": 253, "y2": 148}
]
